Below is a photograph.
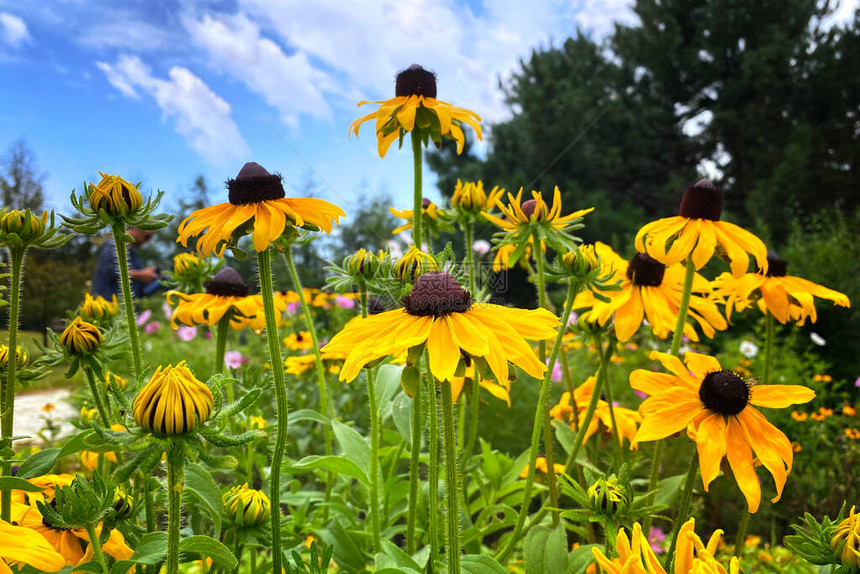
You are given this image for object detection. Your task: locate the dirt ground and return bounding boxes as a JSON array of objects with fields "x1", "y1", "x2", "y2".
[{"x1": 12, "y1": 387, "x2": 78, "y2": 445}]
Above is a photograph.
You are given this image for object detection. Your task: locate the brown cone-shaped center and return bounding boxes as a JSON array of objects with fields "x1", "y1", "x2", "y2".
[
  {"x1": 422, "y1": 197, "x2": 434, "y2": 209},
  {"x1": 679, "y1": 179, "x2": 722, "y2": 220},
  {"x1": 699, "y1": 370, "x2": 750, "y2": 416},
  {"x1": 396, "y1": 65, "x2": 437, "y2": 98},
  {"x1": 626, "y1": 253, "x2": 666, "y2": 286},
  {"x1": 403, "y1": 271, "x2": 471, "y2": 317},
  {"x1": 764, "y1": 251, "x2": 788, "y2": 277},
  {"x1": 521, "y1": 199, "x2": 546, "y2": 221},
  {"x1": 205, "y1": 267, "x2": 249, "y2": 297},
  {"x1": 227, "y1": 162, "x2": 285, "y2": 205}
]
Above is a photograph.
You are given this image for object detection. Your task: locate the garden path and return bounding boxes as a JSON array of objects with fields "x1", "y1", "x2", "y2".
[{"x1": 12, "y1": 387, "x2": 78, "y2": 446}]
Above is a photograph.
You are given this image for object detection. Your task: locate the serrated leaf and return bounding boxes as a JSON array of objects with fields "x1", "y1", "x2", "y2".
[{"x1": 184, "y1": 463, "x2": 223, "y2": 537}]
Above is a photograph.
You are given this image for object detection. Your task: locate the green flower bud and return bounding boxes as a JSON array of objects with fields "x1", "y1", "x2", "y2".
[
  {"x1": 0, "y1": 209, "x2": 47, "y2": 241},
  {"x1": 587, "y1": 477, "x2": 628, "y2": 515},
  {"x1": 347, "y1": 248, "x2": 380, "y2": 279},
  {"x1": 223, "y1": 484, "x2": 270, "y2": 528},
  {"x1": 113, "y1": 488, "x2": 135, "y2": 520},
  {"x1": 395, "y1": 246, "x2": 438, "y2": 283}
]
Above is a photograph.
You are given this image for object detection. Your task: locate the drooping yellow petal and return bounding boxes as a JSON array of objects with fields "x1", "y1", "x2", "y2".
[
  {"x1": 725, "y1": 415, "x2": 761, "y2": 513},
  {"x1": 749, "y1": 385, "x2": 815, "y2": 409}
]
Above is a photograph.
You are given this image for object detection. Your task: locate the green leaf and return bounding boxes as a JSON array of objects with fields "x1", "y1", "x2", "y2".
[
  {"x1": 58, "y1": 430, "x2": 95, "y2": 458},
  {"x1": 289, "y1": 455, "x2": 369, "y2": 485},
  {"x1": 290, "y1": 408, "x2": 331, "y2": 426},
  {"x1": 68, "y1": 562, "x2": 104, "y2": 573},
  {"x1": 17, "y1": 448, "x2": 60, "y2": 478},
  {"x1": 377, "y1": 539, "x2": 421, "y2": 571},
  {"x1": 332, "y1": 419, "x2": 370, "y2": 477},
  {"x1": 654, "y1": 474, "x2": 687, "y2": 507},
  {"x1": 552, "y1": 420, "x2": 577, "y2": 455},
  {"x1": 127, "y1": 531, "x2": 168, "y2": 565},
  {"x1": 391, "y1": 391, "x2": 413, "y2": 443},
  {"x1": 0, "y1": 476, "x2": 43, "y2": 492},
  {"x1": 461, "y1": 554, "x2": 508, "y2": 574},
  {"x1": 180, "y1": 535, "x2": 237, "y2": 569},
  {"x1": 374, "y1": 364, "x2": 405, "y2": 416},
  {"x1": 323, "y1": 518, "x2": 368, "y2": 573},
  {"x1": 525, "y1": 525, "x2": 568, "y2": 574},
  {"x1": 184, "y1": 463, "x2": 223, "y2": 537},
  {"x1": 569, "y1": 543, "x2": 599, "y2": 573}
]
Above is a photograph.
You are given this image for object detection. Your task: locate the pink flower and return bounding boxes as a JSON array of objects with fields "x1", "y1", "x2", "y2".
[
  {"x1": 855, "y1": 377, "x2": 860, "y2": 388},
  {"x1": 635, "y1": 389, "x2": 648, "y2": 399},
  {"x1": 546, "y1": 358, "x2": 563, "y2": 382},
  {"x1": 648, "y1": 527, "x2": 666, "y2": 553},
  {"x1": 162, "y1": 302, "x2": 173, "y2": 320},
  {"x1": 137, "y1": 309, "x2": 152, "y2": 326},
  {"x1": 567, "y1": 312, "x2": 579, "y2": 326},
  {"x1": 144, "y1": 321, "x2": 160, "y2": 334},
  {"x1": 205, "y1": 330, "x2": 213, "y2": 339},
  {"x1": 335, "y1": 295, "x2": 355, "y2": 309},
  {"x1": 176, "y1": 326, "x2": 197, "y2": 341},
  {"x1": 225, "y1": 350, "x2": 248, "y2": 370},
  {"x1": 286, "y1": 302, "x2": 299, "y2": 315}
]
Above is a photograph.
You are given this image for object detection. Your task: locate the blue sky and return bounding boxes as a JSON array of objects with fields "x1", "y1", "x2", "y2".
[
  {"x1": 0, "y1": 0, "x2": 855, "y2": 226},
  {"x1": 0, "y1": 0, "x2": 642, "y2": 222}
]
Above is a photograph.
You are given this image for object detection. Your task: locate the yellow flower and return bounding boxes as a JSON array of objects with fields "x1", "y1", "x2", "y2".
[
  {"x1": 173, "y1": 252, "x2": 201, "y2": 275},
  {"x1": 390, "y1": 199, "x2": 442, "y2": 235},
  {"x1": 482, "y1": 186, "x2": 593, "y2": 234},
  {"x1": 844, "y1": 404, "x2": 856, "y2": 417},
  {"x1": 324, "y1": 271, "x2": 559, "y2": 383},
  {"x1": 283, "y1": 331, "x2": 313, "y2": 352},
  {"x1": 519, "y1": 456, "x2": 566, "y2": 478},
  {"x1": 452, "y1": 179, "x2": 505, "y2": 212},
  {"x1": 813, "y1": 374, "x2": 834, "y2": 382},
  {"x1": 492, "y1": 241, "x2": 539, "y2": 272},
  {"x1": 223, "y1": 484, "x2": 271, "y2": 528},
  {"x1": 635, "y1": 179, "x2": 768, "y2": 277},
  {"x1": 177, "y1": 162, "x2": 344, "y2": 256},
  {"x1": 88, "y1": 172, "x2": 143, "y2": 215},
  {"x1": 0, "y1": 517, "x2": 65, "y2": 572},
  {"x1": 0, "y1": 209, "x2": 48, "y2": 240},
  {"x1": 105, "y1": 371, "x2": 129, "y2": 390},
  {"x1": 574, "y1": 242, "x2": 727, "y2": 342},
  {"x1": 845, "y1": 428, "x2": 860, "y2": 440},
  {"x1": 41, "y1": 403, "x2": 55, "y2": 413},
  {"x1": 832, "y1": 505, "x2": 860, "y2": 569},
  {"x1": 791, "y1": 411, "x2": 808, "y2": 422},
  {"x1": 248, "y1": 416, "x2": 268, "y2": 430},
  {"x1": 132, "y1": 362, "x2": 213, "y2": 436},
  {"x1": 713, "y1": 252, "x2": 849, "y2": 325},
  {"x1": 59, "y1": 317, "x2": 102, "y2": 354},
  {"x1": 80, "y1": 293, "x2": 119, "y2": 322},
  {"x1": 349, "y1": 64, "x2": 482, "y2": 157},
  {"x1": 631, "y1": 351, "x2": 814, "y2": 513},
  {"x1": 550, "y1": 377, "x2": 641, "y2": 448},
  {"x1": 448, "y1": 364, "x2": 511, "y2": 406},
  {"x1": 395, "y1": 246, "x2": 438, "y2": 283},
  {"x1": 80, "y1": 406, "x2": 98, "y2": 421},
  {"x1": 0, "y1": 345, "x2": 27, "y2": 368}
]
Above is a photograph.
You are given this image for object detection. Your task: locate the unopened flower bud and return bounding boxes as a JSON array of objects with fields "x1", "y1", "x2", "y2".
[
  {"x1": 0, "y1": 209, "x2": 47, "y2": 240},
  {"x1": 587, "y1": 477, "x2": 629, "y2": 515},
  {"x1": 395, "y1": 246, "x2": 438, "y2": 283},
  {"x1": 80, "y1": 293, "x2": 119, "y2": 322},
  {"x1": 832, "y1": 505, "x2": 860, "y2": 568},
  {"x1": 88, "y1": 172, "x2": 143, "y2": 215},
  {"x1": 223, "y1": 484, "x2": 271, "y2": 528},
  {"x1": 113, "y1": 488, "x2": 135, "y2": 520},
  {"x1": 347, "y1": 248, "x2": 379, "y2": 279},
  {"x1": 132, "y1": 362, "x2": 213, "y2": 436},
  {"x1": 173, "y1": 253, "x2": 201, "y2": 275},
  {"x1": 0, "y1": 344, "x2": 27, "y2": 368},
  {"x1": 60, "y1": 317, "x2": 102, "y2": 354}
]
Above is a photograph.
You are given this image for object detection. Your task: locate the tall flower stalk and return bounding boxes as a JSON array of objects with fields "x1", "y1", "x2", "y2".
[
  {"x1": 0, "y1": 246, "x2": 22, "y2": 521},
  {"x1": 440, "y1": 379, "x2": 462, "y2": 574},
  {"x1": 112, "y1": 224, "x2": 144, "y2": 382},
  {"x1": 358, "y1": 282, "x2": 382, "y2": 552},
  {"x1": 166, "y1": 443, "x2": 185, "y2": 574}
]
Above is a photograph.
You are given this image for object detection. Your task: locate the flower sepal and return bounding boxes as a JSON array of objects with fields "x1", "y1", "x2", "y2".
[
  {"x1": 63, "y1": 175, "x2": 172, "y2": 234},
  {"x1": 785, "y1": 505, "x2": 848, "y2": 567},
  {"x1": 36, "y1": 471, "x2": 115, "y2": 531},
  {"x1": 0, "y1": 208, "x2": 69, "y2": 250}
]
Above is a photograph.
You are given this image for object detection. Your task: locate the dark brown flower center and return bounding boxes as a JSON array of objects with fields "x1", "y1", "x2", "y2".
[
  {"x1": 626, "y1": 253, "x2": 666, "y2": 287},
  {"x1": 205, "y1": 267, "x2": 249, "y2": 298},
  {"x1": 764, "y1": 251, "x2": 787, "y2": 277},
  {"x1": 227, "y1": 162, "x2": 285, "y2": 205},
  {"x1": 403, "y1": 271, "x2": 471, "y2": 317},
  {"x1": 678, "y1": 179, "x2": 723, "y2": 221},
  {"x1": 396, "y1": 65, "x2": 437, "y2": 98},
  {"x1": 521, "y1": 199, "x2": 546, "y2": 220},
  {"x1": 422, "y1": 197, "x2": 433, "y2": 209},
  {"x1": 699, "y1": 370, "x2": 750, "y2": 416}
]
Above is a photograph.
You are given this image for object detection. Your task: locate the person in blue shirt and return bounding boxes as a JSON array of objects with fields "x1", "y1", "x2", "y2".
[{"x1": 91, "y1": 227, "x2": 162, "y2": 300}]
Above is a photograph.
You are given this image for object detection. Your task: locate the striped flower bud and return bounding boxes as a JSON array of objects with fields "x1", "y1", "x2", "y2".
[
  {"x1": 88, "y1": 172, "x2": 143, "y2": 215},
  {"x1": 60, "y1": 317, "x2": 102, "y2": 354},
  {"x1": 132, "y1": 362, "x2": 213, "y2": 436},
  {"x1": 223, "y1": 484, "x2": 270, "y2": 528}
]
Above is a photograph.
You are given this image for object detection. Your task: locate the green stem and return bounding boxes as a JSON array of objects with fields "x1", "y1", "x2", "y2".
[
  {"x1": 84, "y1": 367, "x2": 112, "y2": 428},
  {"x1": 595, "y1": 335, "x2": 622, "y2": 461},
  {"x1": 411, "y1": 133, "x2": 423, "y2": 249},
  {"x1": 461, "y1": 372, "x2": 480, "y2": 464},
  {"x1": 166, "y1": 447, "x2": 185, "y2": 574},
  {"x1": 258, "y1": 249, "x2": 288, "y2": 574},
  {"x1": 464, "y1": 222, "x2": 476, "y2": 295},
  {"x1": 214, "y1": 315, "x2": 229, "y2": 376},
  {"x1": 143, "y1": 472, "x2": 155, "y2": 533},
  {"x1": 498, "y1": 280, "x2": 580, "y2": 563},
  {"x1": 406, "y1": 363, "x2": 422, "y2": 555},
  {"x1": 441, "y1": 380, "x2": 462, "y2": 574},
  {"x1": 734, "y1": 509, "x2": 750, "y2": 558},
  {"x1": 1, "y1": 247, "x2": 23, "y2": 522},
  {"x1": 112, "y1": 225, "x2": 143, "y2": 384},
  {"x1": 250, "y1": 549, "x2": 257, "y2": 574},
  {"x1": 284, "y1": 248, "x2": 335, "y2": 518},
  {"x1": 427, "y1": 362, "x2": 440, "y2": 565},
  {"x1": 359, "y1": 287, "x2": 382, "y2": 552},
  {"x1": 86, "y1": 523, "x2": 109, "y2": 574},
  {"x1": 763, "y1": 312, "x2": 774, "y2": 386},
  {"x1": 669, "y1": 254, "x2": 696, "y2": 356},
  {"x1": 664, "y1": 452, "x2": 698, "y2": 570},
  {"x1": 642, "y1": 441, "x2": 664, "y2": 538},
  {"x1": 563, "y1": 363, "x2": 604, "y2": 470},
  {"x1": 233, "y1": 539, "x2": 244, "y2": 573}
]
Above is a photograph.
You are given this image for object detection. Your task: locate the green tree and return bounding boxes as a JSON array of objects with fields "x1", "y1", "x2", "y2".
[{"x1": 0, "y1": 139, "x2": 45, "y2": 211}]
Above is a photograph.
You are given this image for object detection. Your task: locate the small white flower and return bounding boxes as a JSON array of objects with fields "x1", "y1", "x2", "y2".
[
  {"x1": 739, "y1": 340, "x2": 759, "y2": 359},
  {"x1": 810, "y1": 332, "x2": 827, "y2": 346},
  {"x1": 472, "y1": 239, "x2": 491, "y2": 255}
]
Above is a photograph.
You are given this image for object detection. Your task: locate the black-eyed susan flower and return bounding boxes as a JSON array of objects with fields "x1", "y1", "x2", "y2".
[
  {"x1": 452, "y1": 179, "x2": 505, "y2": 214},
  {"x1": 88, "y1": 172, "x2": 143, "y2": 216},
  {"x1": 395, "y1": 246, "x2": 439, "y2": 283},
  {"x1": 177, "y1": 162, "x2": 344, "y2": 256},
  {"x1": 132, "y1": 362, "x2": 213, "y2": 436},
  {"x1": 0, "y1": 208, "x2": 47, "y2": 241},
  {"x1": 349, "y1": 64, "x2": 482, "y2": 157},
  {"x1": 223, "y1": 484, "x2": 271, "y2": 528},
  {"x1": 483, "y1": 187, "x2": 593, "y2": 235},
  {"x1": 0, "y1": 517, "x2": 65, "y2": 572},
  {"x1": 10, "y1": 474, "x2": 75, "y2": 507},
  {"x1": 0, "y1": 344, "x2": 27, "y2": 368},
  {"x1": 167, "y1": 267, "x2": 274, "y2": 331},
  {"x1": 635, "y1": 179, "x2": 768, "y2": 277},
  {"x1": 324, "y1": 271, "x2": 559, "y2": 383},
  {"x1": 550, "y1": 376, "x2": 641, "y2": 448},
  {"x1": 59, "y1": 317, "x2": 102, "y2": 354},
  {"x1": 79, "y1": 292, "x2": 119, "y2": 323},
  {"x1": 390, "y1": 198, "x2": 449, "y2": 236},
  {"x1": 574, "y1": 242, "x2": 727, "y2": 342},
  {"x1": 714, "y1": 251, "x2": 850, "y2": 325},
  {"x1": 283, "y1": 331, "x2": 313, "y2": 352},
  {"x1": 631, "y1": 351, "x2": 815, "y2": 513},
  {"x1": 832, "y1": 506, "x2": 860, "y2": 568}
]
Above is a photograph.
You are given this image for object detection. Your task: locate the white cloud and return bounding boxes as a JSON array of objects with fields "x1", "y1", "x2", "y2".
[
  {"x1": 80, "y1": 15, "x2": 172, "y2": 51},
  {"x1": 184, "y1": 12, "x2": 339, "y2": 128},
  {"x1": 574, "y1": 0, "x2": 637, "y2": 36},
  {"x1": 0, "y1": 12, "x2": 31, "y2": 47},
  {"x1": 97, "y1": 55, "x2": 249, "y2": 164}
]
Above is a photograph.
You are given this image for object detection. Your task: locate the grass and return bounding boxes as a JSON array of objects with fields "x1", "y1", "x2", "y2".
[{"x1": 0, "y1": 329, "x2": 82, "y2": 392}]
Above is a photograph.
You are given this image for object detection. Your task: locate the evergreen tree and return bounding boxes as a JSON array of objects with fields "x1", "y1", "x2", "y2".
[{"x1": 0, "y1": 139, "x2": 45, "y2": 211}]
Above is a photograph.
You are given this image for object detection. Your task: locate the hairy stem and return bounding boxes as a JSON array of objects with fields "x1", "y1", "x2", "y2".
[
  {"x1": 359, "y1": 287, "x2": 382, "y2": 552},
  {"x1": 166, "y1": 447, "x2": 185, "y2": 574},
  {"x1": 411, "y1": 133, "x2": 423, "y2": 249},
  {"x1": 441, "y1": 379, "x2": 462, "y2": 574},
  {"x1": 664, "y1": 452, "x2": 698, "y2": 569},
  {"x1": 763, "y1": 312, "x2": 774, "y2": 386},
  {"x1": 0, "y1": 247, "x2": 23, "y2": 522},
  {"x1": 86, "y1": 523, "x2": 109, "y2": 574},
  {"x1": 112, "y1": 225, "x2": 143, "y2": 384}
]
